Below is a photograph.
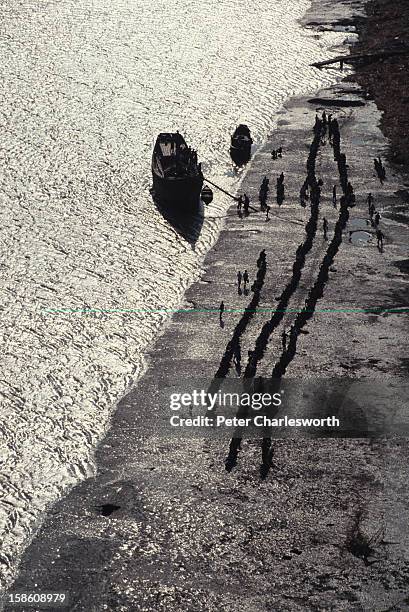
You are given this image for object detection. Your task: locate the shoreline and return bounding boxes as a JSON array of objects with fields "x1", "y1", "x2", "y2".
[
  {"x1": 351, "y1": 0, "x2": 409, "y2": 167},
  {"x1": 4, "y1": 1, "x2": 409, "y2": 610},
  {"x1": 0, "y1": 0, "x2": 343, "y2": 597}
]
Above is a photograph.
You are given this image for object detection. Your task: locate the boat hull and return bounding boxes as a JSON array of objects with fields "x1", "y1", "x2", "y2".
[
  {"x1": 230, "y1": 144, "x2": 252, "y2": 166},
  {"x1": 230, "y1": 125, "x2": 252, "y2": 166},
  {"x1": 151, "y1": 172, "x2": 204, "y2": 212}
]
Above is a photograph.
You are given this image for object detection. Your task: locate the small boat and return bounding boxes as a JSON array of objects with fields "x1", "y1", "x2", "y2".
[
  {"x1": 200, "y1": 185, "x2": 213, "y2": 205},
  {"x1": 151, "y1": 132, "x2": 203, "y2": 211},
  {"x1": 230, "y1": 124, "x2": 253, "y2": 165}
]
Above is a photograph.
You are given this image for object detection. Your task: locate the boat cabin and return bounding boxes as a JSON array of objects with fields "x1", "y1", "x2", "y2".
[{"x1": 153, "y1": 132, "x2": 200, "y2": 179}]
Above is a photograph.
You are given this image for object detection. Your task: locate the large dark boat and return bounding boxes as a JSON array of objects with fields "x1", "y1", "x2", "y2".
[
  {"x1": 230, "y1": 124, "x2": 253, "y2": 165},
  {"x1": 151, "y1": 132, "x2": 204, "y2": 211}
]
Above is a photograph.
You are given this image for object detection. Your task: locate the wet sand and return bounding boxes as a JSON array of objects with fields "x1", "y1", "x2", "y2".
[
  {"x1": 352, "y1": 0, "x2": 409, "y2": 166},
  {"x1": 4, "y1": 1, "x2": 409, "y2": 611}
]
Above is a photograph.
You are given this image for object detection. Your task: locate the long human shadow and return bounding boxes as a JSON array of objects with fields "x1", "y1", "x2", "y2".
[
  {"x1": 225, "y1": 119, "x2": 325, "y2": 471},
  {"x1": 209, "y1": 121, "x2": 325, "y2": 405},
  {"x1": 258, "y1": 117, "x2": 355, "y2": 476},
  {"x1": 226, "y1": 115, "x2": 360, "y2": 475}
]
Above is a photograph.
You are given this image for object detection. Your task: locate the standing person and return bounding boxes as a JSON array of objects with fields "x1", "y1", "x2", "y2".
[
  {"x1": 243, "y1": 193, "x2": 250, "y2": 216},
  {"x1": 219, "y1": 301, "x2": 225, "y2": 324},
  {"x1": 376, "y1": 229, "x2": 384, "y2": 250},
  {"x1": 332, "y1": 185, "x2": 337, "y2": 207},
  {"x1": 243, "y1": 270, "x2": 249, "y2": 289},
  {"x1": 265, "y1": 204, "x2": 271, "y2": 221},
  {"x1": 281, "y1": 329, "x2": 287, "y2": 351},
  {"x1": 323, "y1": 217, "x2": 329, "y2": 240},
  {"x1": 374, "y1": 211, "x2": 381, "y2": 227},
  {"x1": 237, "y1": 271, "x2": 242, "y2": 290}
]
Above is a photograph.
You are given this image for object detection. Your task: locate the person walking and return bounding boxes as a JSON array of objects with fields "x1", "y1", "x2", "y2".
[
  {"x1": 243, "y1": 270, "x2": 249, "y2": 289},
  {"x1": 237, "y1": 271, "x2": 242, "y2": 290},
  {"x1": 323, "y1": 217, "x2": 329, "y2": 241},
  {"x1": 374, "y1": 212, "x2": 381, "y2": 227},
  {"x1": 265, "y1": 204, "x2": 271, "y2": 221}
]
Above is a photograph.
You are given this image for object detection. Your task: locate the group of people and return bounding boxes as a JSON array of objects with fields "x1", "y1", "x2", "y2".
[
  {"x1": 281, "y1": 326, "x2": 296, "y2": 351},
  {"x1": 161, "y1": 133, "x2": 200, "y2": 177},
  {"x1": 237, "y1": 192, "x2": 251, "y2": 216},
  {"x1": 374, "y1": 157, "x2": 386, "y2": 184},
  {"x1": 315, "y1": 111, "x2": 340, "y2": 149},
  {"x1": 259, "y1": 176, "x2": 271, "y2": 219},
  {"x1": 237, "y1": 269, "x2": 250, "y2": 292},
  {"x1": 367, "y1": 192, "x2": 384, "y2": 249},
  {"x1": 218, "y1": 111, "x2": 389, "y2": 326},
  {"x1": 219, "y1": 268, "x2": 251, "y2": 324},
  {"x1": 176, "y1": 145, "x2": 198, "y2": 172},
  {"x1": 271, "y1": 147, "x2": 283, "y2": 160}
]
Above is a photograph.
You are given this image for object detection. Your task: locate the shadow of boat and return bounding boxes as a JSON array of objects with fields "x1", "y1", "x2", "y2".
[{"x1": 152, "y1": 193, "x2": 205, "y2": 245}]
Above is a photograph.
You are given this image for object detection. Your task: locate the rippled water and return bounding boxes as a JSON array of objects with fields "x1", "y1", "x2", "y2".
[{"x1": 0, "y1": 0, "x2": 344, "y2": 590}]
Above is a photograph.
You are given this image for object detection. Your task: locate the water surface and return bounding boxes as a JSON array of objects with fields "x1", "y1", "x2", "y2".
[{"x1": 0, "y1": 0, "x2": 343, "y2": 589}]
